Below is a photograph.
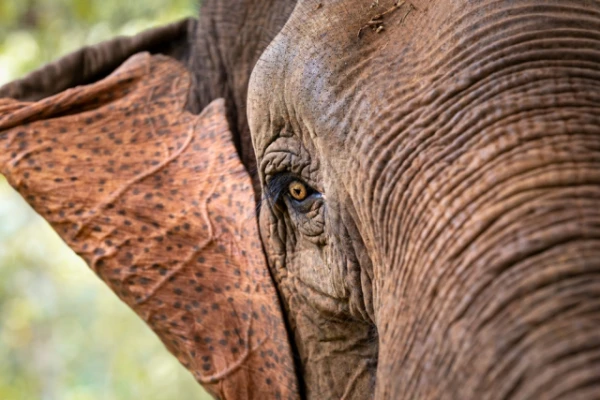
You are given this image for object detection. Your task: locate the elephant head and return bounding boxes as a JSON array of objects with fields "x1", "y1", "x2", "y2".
[{"x1": 3, "y1": 0, "x2": 600, "y2": 399}]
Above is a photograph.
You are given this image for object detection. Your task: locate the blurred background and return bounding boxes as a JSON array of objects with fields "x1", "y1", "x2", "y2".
[{"x1": 0, "y1": 1, "x2": 212, "y2": 399}]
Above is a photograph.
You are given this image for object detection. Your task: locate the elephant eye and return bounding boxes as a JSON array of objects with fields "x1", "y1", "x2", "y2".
[
  {"x1": 266, "y1": 173, "x2": 325, "y2": 239},
  {"x1": 266, "y1": 174, "x2": 318, "y2": 208},
  {"x1": 288, "y1": 181, "x2": 308, "y2": 201}
]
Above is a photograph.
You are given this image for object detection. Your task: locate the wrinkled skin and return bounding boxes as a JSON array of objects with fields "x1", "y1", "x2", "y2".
[
  {"x1": 3, "y1": 0, "x2": 600, "y2": 399},
  {"x1": 249, "y1": 0, "x2": 600, "y2": 398}
]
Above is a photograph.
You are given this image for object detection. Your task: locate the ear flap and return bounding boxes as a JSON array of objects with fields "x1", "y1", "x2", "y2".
[
  {"x1": 0, "y1": 53, "x2": 299, "y2": 399},
  {"x1": 0, "y1": 18, "x2": 196, "y2": 102}
]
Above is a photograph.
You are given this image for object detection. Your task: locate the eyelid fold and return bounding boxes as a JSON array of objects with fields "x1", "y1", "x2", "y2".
[{"x1": 260, "y1": 139, "x2": 322, "y2": 208}]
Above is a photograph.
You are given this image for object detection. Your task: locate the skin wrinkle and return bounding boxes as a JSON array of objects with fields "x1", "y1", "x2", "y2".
[
  {"x1": 364, "y1": 18, "x2": 600, "y2": 234},
  {"x1": 406, "y1": 140, "x2": 580, "y2": 272},
  {"x1": 378, "y1": 76, "x2": 600, "y2": 264},
  {"x1": 394, "y1": 115, "x2": 600, "y2": 296},
  {"x1": 435, "y1": 213, "x2": 599, "y2": 347},
  {"x1": 434, "y1": 160, "x2": 600, "y2": 255},
  {"x1": 418, "y1": 3, "x2": 600, "y2": 78},
  {"x1": 380, "y1": 69, "x2": 600, "y2": 288}
]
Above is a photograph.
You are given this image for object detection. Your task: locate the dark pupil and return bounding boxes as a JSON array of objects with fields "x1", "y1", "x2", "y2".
[{"x1": 293, "y1": 188, "x2": 302, "y2": 196}]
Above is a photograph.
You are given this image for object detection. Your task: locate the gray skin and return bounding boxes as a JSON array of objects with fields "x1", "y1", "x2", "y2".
[
  {"x1": 247, "y1": 0, "x2": 600, "y2": 398},
  {"x1": 3, "y1": 0, "x2": 600, "y2": 398}
]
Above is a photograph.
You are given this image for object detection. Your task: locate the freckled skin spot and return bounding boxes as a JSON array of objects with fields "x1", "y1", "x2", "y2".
[{"x1": 0, "y1": 53, "x2": 299, "y2": 399}]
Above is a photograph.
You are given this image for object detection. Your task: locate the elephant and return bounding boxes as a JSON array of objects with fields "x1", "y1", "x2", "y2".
[{"x1": 2, "y1": 0, "x2": 600, "y2": 399}]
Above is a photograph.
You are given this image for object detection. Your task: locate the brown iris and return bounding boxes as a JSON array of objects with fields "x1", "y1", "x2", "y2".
[{"x1": 288, "y1": 181, "x2": 308, "y2": 201}]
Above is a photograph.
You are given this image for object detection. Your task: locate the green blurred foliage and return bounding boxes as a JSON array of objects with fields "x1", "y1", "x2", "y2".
[
  {"x1": 0, "y1": 0, "x2": 198, "y2": 85},
  {"x1": 0, "y1": 1, "x2": 212, "y2": 399}
]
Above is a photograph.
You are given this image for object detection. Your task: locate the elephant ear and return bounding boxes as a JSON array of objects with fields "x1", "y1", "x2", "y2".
[
  {"x1": 0, "y1": 18, "x2": 196, "y2": 102},
  {"x1": 0, "y1": 53, "x2": 299, "y2": 399}
]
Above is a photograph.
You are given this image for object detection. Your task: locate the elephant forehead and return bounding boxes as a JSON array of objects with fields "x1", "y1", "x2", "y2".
[{"x1": 249, "y1": 0, "x2": 425, "y2": 155}]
